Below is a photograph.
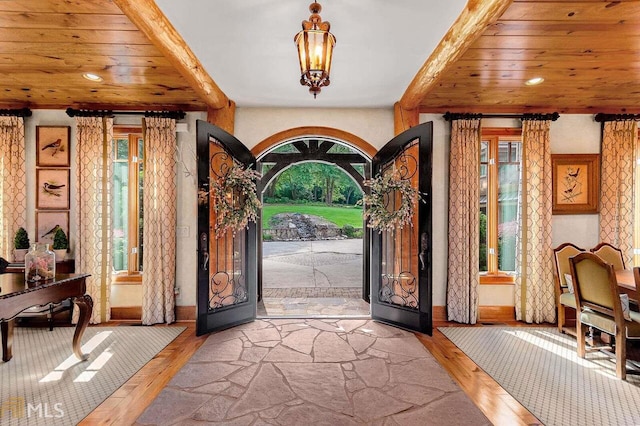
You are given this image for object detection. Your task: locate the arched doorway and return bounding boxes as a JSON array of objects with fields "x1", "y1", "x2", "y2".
[
  {"x1": 254, "y1": 133, "x2": 372, "y2": 317},
  {"x1": 197, "y1": 120, "x2": 433, "y2": 335}
]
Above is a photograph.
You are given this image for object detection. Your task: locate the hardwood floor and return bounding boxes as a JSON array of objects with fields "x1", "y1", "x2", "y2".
[
  {"x1": 79, "y1": 320, "x2": 539, "y2": 425},
  {"x1": 79, "y1": 321, "x2": 206, "y2": 426},
  {"x1": 421, "y1": 322, "x2": 542, "y2": 426}
]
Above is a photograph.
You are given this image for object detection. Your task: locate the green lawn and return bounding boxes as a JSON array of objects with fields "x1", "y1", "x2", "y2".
[{"x1": 262, "y1": 203, "x2": 363, "y2": 229}]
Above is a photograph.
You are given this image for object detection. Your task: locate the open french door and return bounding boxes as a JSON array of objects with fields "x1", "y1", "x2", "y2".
[
  {"x1": 196, "y1": 120, "x2": 257, "y2": 336},
  {"x1": 370, "y1": 122, "x2": 433, "y2": 334}
]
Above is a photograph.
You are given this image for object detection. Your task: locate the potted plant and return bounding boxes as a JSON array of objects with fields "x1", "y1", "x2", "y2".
[
  {"x1": 52, "y1": 227, "x2": 69, "y2": 261},
  {"x1": 13, "y1": 227, "x2": 30, "y2": 262}
]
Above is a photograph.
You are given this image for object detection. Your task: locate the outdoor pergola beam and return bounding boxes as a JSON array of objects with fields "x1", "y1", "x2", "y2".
[
  {"x1": 399, "y1": 0, "x2": 513, "y2": 111},
  {"x1": 113, "y1": 0, "x2": 229, "y2": 111}
]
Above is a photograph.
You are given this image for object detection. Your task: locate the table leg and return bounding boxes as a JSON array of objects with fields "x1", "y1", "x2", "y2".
[
  {"x1": 1, "y1": 320, "x2": 14, "y2": 362},
  {"x1": 72, "y1": 294, "x2": 93, "y2": 361}
]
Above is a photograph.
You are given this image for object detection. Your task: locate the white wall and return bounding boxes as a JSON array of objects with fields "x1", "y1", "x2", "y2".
[{"x1": 235, "y1": 108, "x2": 394, "y2": 150}]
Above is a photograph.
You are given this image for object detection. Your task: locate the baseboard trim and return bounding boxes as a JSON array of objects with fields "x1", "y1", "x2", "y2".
[
  {"x1": 148, "y1": 305, "x2": 514, "y2": 324},
  {"x1": 479, "y1": 305, "x2": 515, "y2": 323},
  {"x1": 433, "y1": 306, "x2": 446, "y2": 322},
  {"x1": 111, "y1": 305, "x2": 196, "y2": 321},
  {"x1": 433, "y1": 305, "x2": 516, "y2": 323},
  {"x1": 111, "y1": 306, "x2": 142, "y2": 320},
  {"x1": 176, "y1": 305, "x2": 196, "y2": 321}
]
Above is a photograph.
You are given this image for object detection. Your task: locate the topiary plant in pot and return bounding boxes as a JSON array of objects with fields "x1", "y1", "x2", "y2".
[
  {"x1": 13, "y1": 227, "x2": 30, "y2": 262},
  {"x1": 52, "y1": 227, "x2": 69, "y2": 261}
]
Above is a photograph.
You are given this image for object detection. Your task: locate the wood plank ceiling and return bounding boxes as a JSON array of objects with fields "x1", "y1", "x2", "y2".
[
  {"x1": 0, "y1": 0, "x2": 639, "y2": 114},
  {"x1": 419, "y1": 0, "x2": 640, "y2": 114},
  {"x1": 0, "y1": 0, "x2": 207, "y2": 111}
]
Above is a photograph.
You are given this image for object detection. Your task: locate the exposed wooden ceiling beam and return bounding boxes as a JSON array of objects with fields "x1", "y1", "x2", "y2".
[
  {"x1": 399, "y1": 0, "x2": 513, "y2": 111},
  {"x1": 112, "y1": 0, "x2": 229, "y2": 110}
]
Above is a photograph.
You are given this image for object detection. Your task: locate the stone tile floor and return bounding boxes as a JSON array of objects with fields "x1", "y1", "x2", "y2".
[{"x1": 137, "y1": 319, "x2": 490, "y2": 425}]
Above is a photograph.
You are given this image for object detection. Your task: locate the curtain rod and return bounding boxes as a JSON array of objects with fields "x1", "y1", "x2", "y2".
[
  {"x1": 443, "y1": 112, "x2": 559, "y2": 122},
  {"x1": 594, "y1": 113, "x2": 640, "y2": 122},
  {"x1": 66, "y1": 108, "x2": 185, "y2": 120},
  {"x1": 0, "y1": 108, "x2": 32, "y2": 117}
]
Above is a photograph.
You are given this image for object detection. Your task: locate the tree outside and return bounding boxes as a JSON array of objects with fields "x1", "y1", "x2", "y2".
[{"x1": 262, "y1": 161, "x2": 364, "y2": 236}]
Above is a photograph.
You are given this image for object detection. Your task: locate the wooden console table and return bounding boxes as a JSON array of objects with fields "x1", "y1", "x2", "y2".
[
  {"x1": 5, "y1": 259, "x2": 75, "y2": 274},
  {"x1": 0, "y1": 273, "x2": 92, "y2": 362}
]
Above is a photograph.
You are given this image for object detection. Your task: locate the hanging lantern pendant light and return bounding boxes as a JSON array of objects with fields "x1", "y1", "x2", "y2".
[{"x1": 294, "y1": 1, "x2": 336, "y2": 98}]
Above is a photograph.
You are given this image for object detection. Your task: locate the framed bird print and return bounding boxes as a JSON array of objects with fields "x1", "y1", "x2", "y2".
[
  {"x1": 36, "y1": 211, "x2": 69, "y2": 245},
  {"x1": 36, "y1": 125, "x2": 70, "y2": 167},
  {"x1": 552, "y1": 154, "x2": 600, "y2": 214},
  {"x1": 36, "y1": 168, "x2": 70, "y2": 210}
]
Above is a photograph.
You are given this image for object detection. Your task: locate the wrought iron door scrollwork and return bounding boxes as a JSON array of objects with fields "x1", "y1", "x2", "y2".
[
  {"x1": 395, "y1": 151, "x2": 418, "y2": 180},
  {"x1": 379, "y1": 271, "x2": 418, "y2": 309},
  {"x1": 210, "y1": 150, "x2": 232, "y2": 178},
  {"x1": 209, "y1": 271, "x2": 248, "y2": 310}
]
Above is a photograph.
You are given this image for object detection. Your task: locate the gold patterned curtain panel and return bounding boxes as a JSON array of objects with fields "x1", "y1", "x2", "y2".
[
  {"x1": 141, "y1": 117, "x2": 177, "y2": 325},
  {"x1": 447, "y1": 118, "x2": 481, "y2": 324},
  {"x1": 515, "y1": 119, "x2": 555, "y2": 323},
  {"x1": 600, "y1": 120, "x2": 637, "y2": 268},
  {"x1": 74, "y1": 116, "x2": 113, "y2": 324},
  {"x1": 0, "y1": 116, "x2": 26, "y2": 260}
]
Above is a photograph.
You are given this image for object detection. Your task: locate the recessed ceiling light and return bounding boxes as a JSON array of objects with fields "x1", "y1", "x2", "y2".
[
  {"x1": 525, "y1": 77, "x2": 544, "y2": 86},
  {"x1": 82, "y1": 73, "x2": 103, "y2": 82}
]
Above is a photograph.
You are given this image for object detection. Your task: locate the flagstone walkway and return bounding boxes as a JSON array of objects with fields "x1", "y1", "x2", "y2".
[
  {"x1": 137, "y1": 319, "x2": 490, "y2": 425},
  {"x1": 260, "y1": 239, "x2": 370, "y2": 317}
]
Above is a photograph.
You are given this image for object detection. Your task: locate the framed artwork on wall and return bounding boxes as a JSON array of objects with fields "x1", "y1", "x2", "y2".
[
  {"x1": 36, "y1": 168, "x2": 70, "y2": 210},
  {"x1": 552, "y1": 154, "x2": 600, "y2": 214},
  {"x1": 36, "y1": 125, "x2": 71, "y2": 167},
  {"x1": 36, "y1": 211, "x2": 69, "y2": 244}
]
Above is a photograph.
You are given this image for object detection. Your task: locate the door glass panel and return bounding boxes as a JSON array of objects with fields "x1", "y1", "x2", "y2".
[
  {"x1": 208, "y1": 137, "x2": 248, "y2": 310},
  {"x1": 379, "y1": 140, "x2": 419, "y2": 309}
]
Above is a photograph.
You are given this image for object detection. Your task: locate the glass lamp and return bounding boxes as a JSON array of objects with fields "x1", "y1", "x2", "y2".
[{"x1": 294, "y1": 2, "x2": 336, "y2": 98}]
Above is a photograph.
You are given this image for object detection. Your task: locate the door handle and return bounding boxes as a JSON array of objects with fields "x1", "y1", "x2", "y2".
[
  {"x1": 200, "y1": 232, "x2": 209, "y2": 271},
  {"x1": 419, "y1": 232, "x2": 428, "y2": 271}
]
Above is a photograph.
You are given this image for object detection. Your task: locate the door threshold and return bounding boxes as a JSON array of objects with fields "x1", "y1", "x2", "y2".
[{"x1": 256, "y1": 314, "x2": 371, "y2": 320}]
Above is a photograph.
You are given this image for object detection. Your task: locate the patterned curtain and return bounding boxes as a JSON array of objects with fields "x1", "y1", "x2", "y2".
[
  {"x1": 599, "y1": 120, "x2": 637, "y2": 268},
  {"x1": 74, "y1": 117, "x2": 113, "y2": 324},
  {"x1": 141, "y1": 117, "x2": 177, "y2": 325},
  {"x1": 515, "y1": 119, "x2": 555, "y2": 323},
  {"x1": 447, "y1": 118, "x2": 481, "y2": 324},
  {"x1": 0, "y1": 116, "x2": 26, "y2": 260}
]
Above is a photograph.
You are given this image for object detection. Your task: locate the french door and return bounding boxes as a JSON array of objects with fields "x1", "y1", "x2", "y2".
[
  {"x1": 196, "y1": 120, "x2": 257, "y2": 336},
  {"x1": 370, "y1": 122, "x2": 433, "y2": 334}
]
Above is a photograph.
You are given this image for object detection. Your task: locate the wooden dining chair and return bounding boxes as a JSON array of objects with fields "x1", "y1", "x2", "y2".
[
  {"x1": 633, "y1": 266, "x2": 640, "y2": 308},
  {"x1": 569, "y1": 252, "x2": 640, "y2": 380},
  {"x1": 590, "y1": 242, "x2": 626, "y2": 270},
  {"x1": 552, "y1": 243, "x2": 584, "y2": 335}
]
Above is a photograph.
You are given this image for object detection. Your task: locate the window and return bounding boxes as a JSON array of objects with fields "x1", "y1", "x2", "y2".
[
  {"x1": 112, "y1": 128, "x2": 144, "y2": 281},
  {"x1": 479, "y1": 128, "x2": 521, "y2": 282}
]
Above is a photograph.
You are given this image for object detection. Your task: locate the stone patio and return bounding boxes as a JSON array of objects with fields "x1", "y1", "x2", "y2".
[
  {"x1": 137, "y1": 319, "x2": 490, "y2": 425},
  {"x1": 261, "y1": 239, "x2": 370, "y2": 317}
]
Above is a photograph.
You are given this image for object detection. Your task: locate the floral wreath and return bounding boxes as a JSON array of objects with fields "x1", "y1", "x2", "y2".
[
  {"x1": 361, "y1": 171, "x2": 422, "y2": 233},
  {"x1": 211, "y1": 163, "x2": 262, "y2": 237}
]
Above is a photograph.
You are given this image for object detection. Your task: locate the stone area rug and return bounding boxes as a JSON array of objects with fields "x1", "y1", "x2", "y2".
[
  {"x1": 0, "y1": 326, "x2": 184, "y2": 426},
  {"x1": 138, "y1": 319, "x2": 489, "y2": 425},
  {"x1": 440, "y1": 326, "x2": 640, "y2": 426}
]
